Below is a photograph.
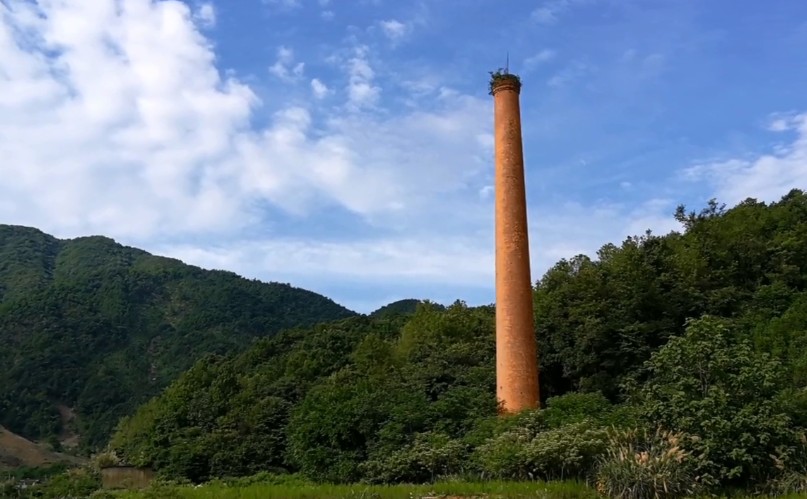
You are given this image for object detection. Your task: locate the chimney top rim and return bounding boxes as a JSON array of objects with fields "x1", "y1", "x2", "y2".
[{"x1": 489, "y1": 70, "x2": 522, "y2": 95}]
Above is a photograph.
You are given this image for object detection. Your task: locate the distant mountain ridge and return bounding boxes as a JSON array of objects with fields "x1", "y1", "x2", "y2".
[
  {"x1": 369, "y1": 299, "x2": 436, "y2": 318},
  {"x1": 0, "y1": 224, "x2": 356, "y2": 450}
]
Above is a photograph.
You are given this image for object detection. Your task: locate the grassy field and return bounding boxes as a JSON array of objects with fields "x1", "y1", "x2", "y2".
[{"x1": 112, "y1": 480, "x2": 597, "y2": 498}]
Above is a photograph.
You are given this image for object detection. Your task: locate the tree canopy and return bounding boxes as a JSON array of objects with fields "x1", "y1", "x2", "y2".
[{"x1": 109, "y1": 190, "x2": 807, "y2": 491}]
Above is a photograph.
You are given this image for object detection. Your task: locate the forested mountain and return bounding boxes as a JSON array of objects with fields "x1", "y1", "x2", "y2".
[
  {"x1": 110, "y1": 190, "x2": 807, "y2": 492},
  {"x1": 369, "y1": 299, "x2": 441, "y2": 318},
  {"x1": 0, "y1": 225, "x2": 355, "y2": 449}
]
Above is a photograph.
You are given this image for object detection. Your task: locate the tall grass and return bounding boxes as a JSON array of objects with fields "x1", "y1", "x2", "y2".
[{"x1": 594, "y1": 428, "x2": 696, "y2": 499}]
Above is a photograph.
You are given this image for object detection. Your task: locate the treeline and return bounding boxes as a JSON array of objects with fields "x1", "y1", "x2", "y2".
[
  {"x1": 0, "y1": 226, "x2": 355, "y2": 449},
  {"x1": 110, "y1": 190, "x2": 807, "y2": 495}
]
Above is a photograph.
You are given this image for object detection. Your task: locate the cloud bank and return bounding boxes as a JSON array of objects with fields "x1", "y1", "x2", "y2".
[{"x1": 1, "y1": 0, "x2": 804, "y2": 312}]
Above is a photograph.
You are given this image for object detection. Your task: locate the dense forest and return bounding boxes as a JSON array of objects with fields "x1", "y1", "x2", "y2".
[
  {"x1": 0, "y1": 225, "x2": 355, "y2": 449},
  {"x1": 369, "y1": 299, "x2": 438, "y2": 319},
  {"x1": 108, "y1": 190, "x2": 807, "y2": 495}
]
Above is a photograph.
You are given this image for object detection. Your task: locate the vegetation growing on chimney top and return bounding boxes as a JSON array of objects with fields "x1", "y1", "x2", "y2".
[{"x1": 489, "y1": 69, "x2": 522, "y2": 95}]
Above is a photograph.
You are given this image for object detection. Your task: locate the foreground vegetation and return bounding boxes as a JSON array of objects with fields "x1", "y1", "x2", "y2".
[
  {"x1": 113, "y1": 478, "x2": 596, "y2": 499},
  {"x1": 104, "y1": 191, "x2": 807, "y2": 497},
  {"x1": 4, "y1": 191, "x2": 807, "y2": 498}
]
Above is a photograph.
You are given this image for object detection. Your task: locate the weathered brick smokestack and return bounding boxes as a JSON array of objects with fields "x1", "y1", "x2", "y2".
[{"x1": 490, "y1": 71, "x2": 539, "y2": 413}]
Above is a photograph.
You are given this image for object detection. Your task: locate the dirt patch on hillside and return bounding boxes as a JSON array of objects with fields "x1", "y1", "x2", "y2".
[
  {"x1": 56, "y1": 404, "x2": 80, "y2": 449},
  {"x1": 0, "y1": 426, "x2": 84, "y2": 470}
]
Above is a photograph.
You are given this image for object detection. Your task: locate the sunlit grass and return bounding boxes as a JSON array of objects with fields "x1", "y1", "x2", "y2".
[{"x1": 113, "y1": 480, "x2": 596, "y2": 498}]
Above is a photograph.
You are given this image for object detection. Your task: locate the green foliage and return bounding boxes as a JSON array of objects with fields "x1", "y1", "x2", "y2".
[
  {"x1": 111, "y1": 192, "x2": 807, "y2": 491},
  {"x1": 629, "y1": 316, "x2": 800, "y2": 487},
  {"x1": 0, "y1": 225, "x2": 355, "y2": 449},
  {"x1": 475, "y1": 420, "x2": 608, "y2": 481},
  {"x1": 8, "y1": 189, "x2": 807, "y2": 497},
  {"x1": 594, "y1": 428, "x2": 698, "y2": 499},
  {"x1": 767, "y1": 470, "x2": 807, "y2": 496},
  {"x1": 1, "y1": 467, "x2": 101, "y2": 498},
  {"x1": 39, "y1": 468, "x2": 100, "y2": 498},
  {"x1": 488, "y1": 69, "x2": 522, "y2": 95},
  {"x1": 112, "y1": 317, "x2": 390, "y2": 482},
  {"x1": 360, "y1": 432, "x2": 468, "y2": 484},
  {"x1": 470, "y1": 393, "x2": 626, "y2": 482},
  {"x1": 369, "y1": 299, "x2": 439, "y2": 319},
  {"x1": 112, "y1": 302, "x2": 496, "y2": 484},
  {"x1": 541, "y1": 392, "x2": 621, "y2": 428},
  {"x1": 280, "y1": 302, "x2": 498, "y2": 484},
  {"x1": 114, "y1": 479, "x2": 597, "y2": 499},
  {"x1": 0, "y1": 463, "x2": 69, "y2": 481},
  {"x1": 536, "y1": 190, "x2": 807, "y2": 400},
  {"x1": 780, "y1": 387, "x2": 807, "y2": 428}
]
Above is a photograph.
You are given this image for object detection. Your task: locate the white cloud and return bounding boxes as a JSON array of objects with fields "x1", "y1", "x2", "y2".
[
  {"x1": 156, "y1": 195, "x2": 683, "y2": 312},
  {"x1": 766, "y1": 111, "x2": 801, "y2": 132},
  {"x1": 769, "y1": 119, "x2": 790, "y2": 132},
  {"x1": 310, "y1": 78, "x2": 330, "y2": 99},
  {"x1": 684, "y1": 113, "x2": 807, "y2": 205},
  {"x1": 195, "y1": 2, "x2": 216, "y2": 27},
  {"x1": 379, "y1": 19, "x2": 409, "y2": 42},
  {"x1": 0, "y1": 0, "x2": 491, "y2": 242},
  {"x1": 344, "y1": 46, "x2": 380, "y2": 109},
  {"x1": 532, "y1": 7, "x2": 558, "y2": 24},
  {"x1": 0, "y1": 0, "x2": 256, "y2": 238},
  {"x1": 523, "y1": 49, "x2": 556, "y2": 71},
  {"x1": 547, "y1": 61, "x2": 590, "y2": 87},
  {"x1": 269, "y1": 45, "x2": 305, "y2": 82},
  {"x1": 161, "y1": 236, "x2": 494, "y2": 286}
]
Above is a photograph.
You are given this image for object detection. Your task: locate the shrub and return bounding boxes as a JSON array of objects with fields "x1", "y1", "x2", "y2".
[
  {"x1": 542, "y1": 392, "x2": 613, "y2": 428},
  {"x1": 766, "y1": 433, "x2": 807, "y2": 495},
  {"x1": 767, "y1": 470, "x2": 807, "y2": 495},
  {"x1": 360, "y1": 432, "x2": 468, "y2": 483},
  {"x1": 779, "y1": 387, "x2": 807, "y2": 428},
  {"x1": 539, "y1": 392, "x2": 638, "y2": 430},
  {"x1": 32, "y1": 467, "x2": 101, "y2": 498},
  {"x1": 92, "y1": 449, "x2": 122, "y2": 469},
  {"x1": 594, "y1": 428, "x2": 698, "y2": 499},
  {"x1": 628, "y1": 316, "x2": 799, "y2": 487},
  {"x1": 476, "y1": 420, "x2": 608, "y2": 481}
]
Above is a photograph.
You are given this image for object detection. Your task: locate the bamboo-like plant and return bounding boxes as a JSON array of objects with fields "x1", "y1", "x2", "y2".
[{"x1": 594, "y1": 427, "x2": 698, "y2": 499}]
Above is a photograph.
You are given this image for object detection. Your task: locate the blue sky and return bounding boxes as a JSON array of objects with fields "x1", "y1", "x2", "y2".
[{"x1": 1, "y1": 0, "x2": 807, "y2": 313}]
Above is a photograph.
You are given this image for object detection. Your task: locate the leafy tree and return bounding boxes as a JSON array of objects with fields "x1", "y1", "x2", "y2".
[{"x1": 628, "y1": 316, "x2": 800, "y2": 487}]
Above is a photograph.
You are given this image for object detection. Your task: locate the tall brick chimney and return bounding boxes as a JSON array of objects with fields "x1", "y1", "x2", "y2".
[{"x1": 490, "y1": 71, "x2": 539, "y2": 413}]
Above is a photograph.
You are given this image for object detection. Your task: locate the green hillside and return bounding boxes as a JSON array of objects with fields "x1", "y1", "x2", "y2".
[
  {"x1": 369, "y1": 299, "x2": 442, "y2": 318},
  {"x1": 0, "y1": 225, "x2": 355, "y2": 449},
  {"x1": 110, "y1": 191, "x2": 807, "y2": 493}
]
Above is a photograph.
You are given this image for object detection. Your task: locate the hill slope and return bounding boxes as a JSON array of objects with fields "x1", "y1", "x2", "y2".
[
  {"x1": 369, "y1": 299, "x2": 439, "y2": 318},
  {"x1": 0, "y1": 426, "x2": 84, "y2": 470},
  {"x1": 0, "y1": 225, "x2": 355, "y2": 449}
]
